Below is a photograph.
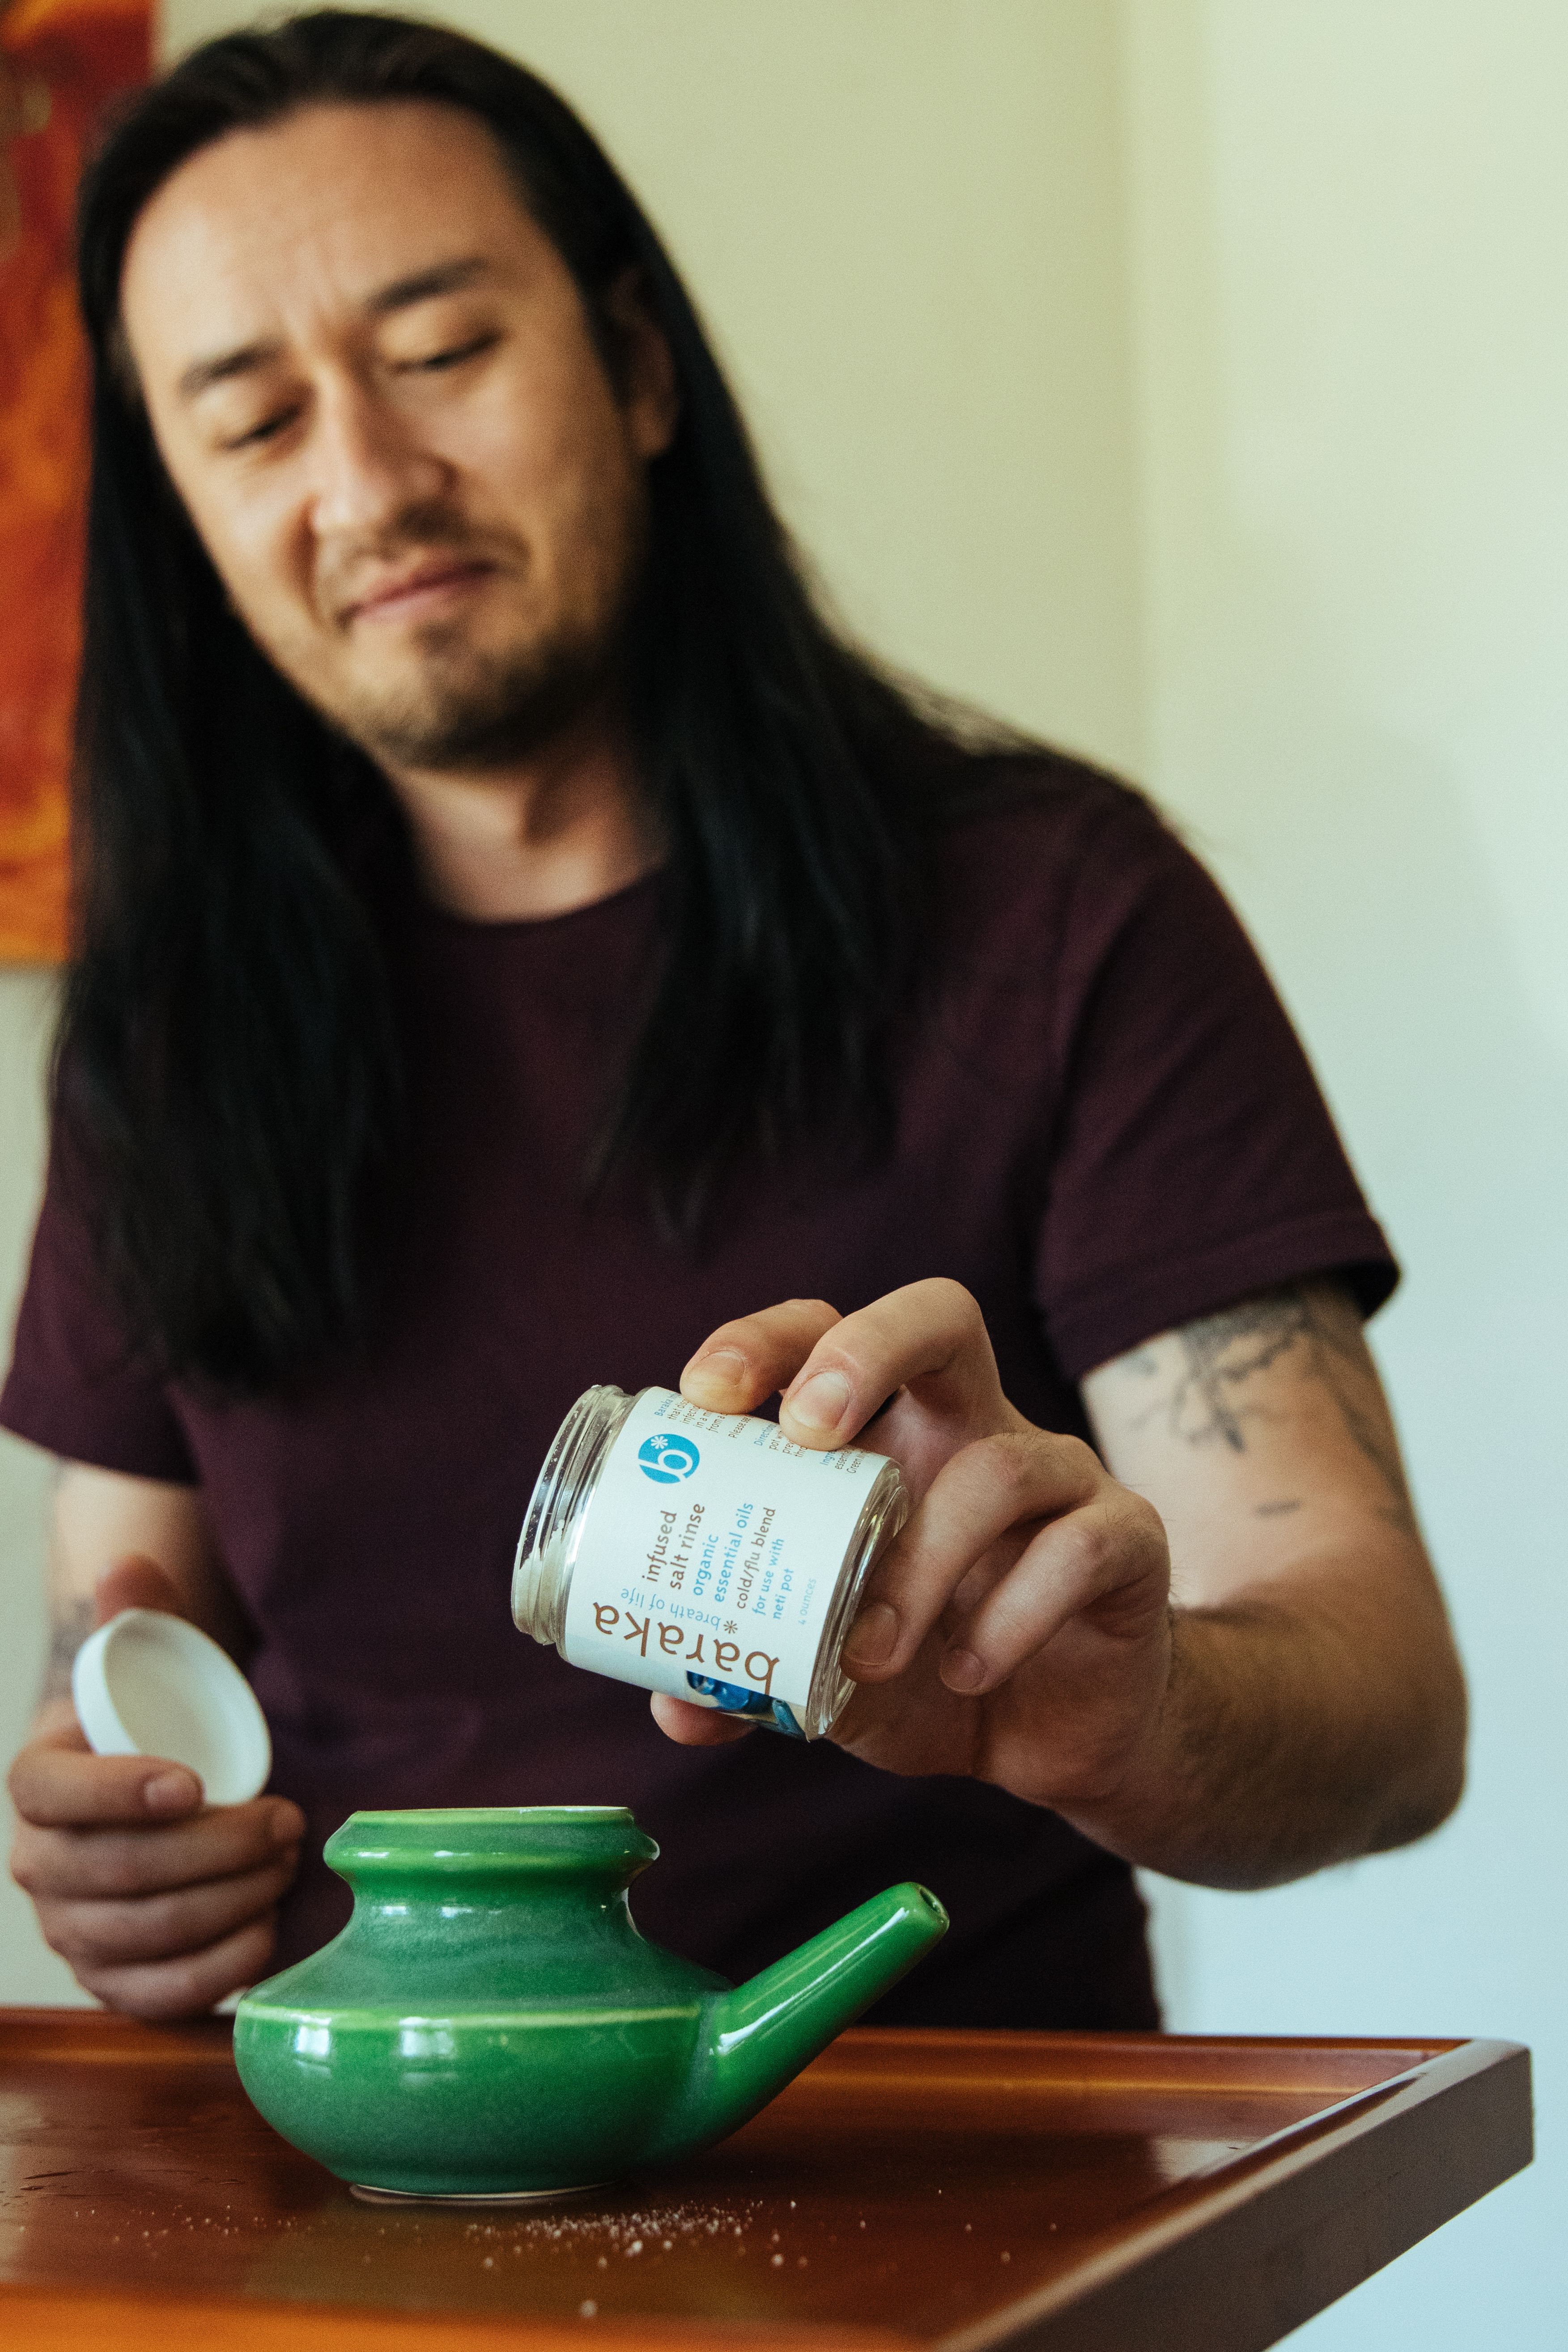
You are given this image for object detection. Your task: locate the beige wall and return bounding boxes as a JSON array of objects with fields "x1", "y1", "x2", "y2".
[
  {"x1": 2, "y1": 4, "x2": 1560, "y2": 2332},
  {"x1": 1122, "y1": 5, "x2": 1566, "y2": 2342}
]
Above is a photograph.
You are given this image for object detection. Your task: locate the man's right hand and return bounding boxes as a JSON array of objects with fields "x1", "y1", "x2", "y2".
[{"x1": 7, "y1": 1557, "x2": 302, "y2": 2019}]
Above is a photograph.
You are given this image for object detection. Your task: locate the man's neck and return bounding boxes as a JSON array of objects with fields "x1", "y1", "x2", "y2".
[{"x1": 381, "y1": 710, "x2": 659, "y2": 923}]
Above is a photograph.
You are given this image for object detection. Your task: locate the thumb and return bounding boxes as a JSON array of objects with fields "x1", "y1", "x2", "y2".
[{"x1": 93, "y1": 1553, "x2": 189, "y2": 1629}]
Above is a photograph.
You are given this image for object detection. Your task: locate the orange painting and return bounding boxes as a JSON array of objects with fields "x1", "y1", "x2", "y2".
[{"x1": 0, "y1": 0, "x2": 149, "y2": 962}]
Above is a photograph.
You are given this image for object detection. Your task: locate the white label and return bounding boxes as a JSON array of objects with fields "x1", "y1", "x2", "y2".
[{"x1": 560, "y1": 1388, "x2": 887, "y2": 1721}]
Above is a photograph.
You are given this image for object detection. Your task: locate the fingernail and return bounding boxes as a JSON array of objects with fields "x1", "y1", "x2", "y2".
[
  {"x1": 143, "y1": 1768, "x2": 201, "y2": 1815},
  {"x1": 686, "y1": 1347, "x2": 747, "y2": 1390},
  {"x1": 787, "y1": 1370, "x2": 851, "y2": 1433},
  {"x1": 941, "y1": 1647, "x2": 986, "y2": 1693},
  {"x1": 843, "y1": 1600, "x2": 900, "y2": 1669}
]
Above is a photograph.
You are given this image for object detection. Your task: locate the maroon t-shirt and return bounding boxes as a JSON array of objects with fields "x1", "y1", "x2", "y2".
[{"x1": 1, "y1": 768, "x2": 1395, "y2": 2027}]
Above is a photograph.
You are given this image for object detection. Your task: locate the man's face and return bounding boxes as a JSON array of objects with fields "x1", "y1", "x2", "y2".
[{"x1": 119, "y1": 100, "x2": 677, "y2": 775}]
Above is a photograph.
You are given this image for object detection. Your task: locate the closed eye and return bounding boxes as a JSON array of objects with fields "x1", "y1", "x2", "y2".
[
  {"x1": 404, "y1": 332, "x2": 500, "y2": 374},
  {"x1": 221, "y1": 405, "x2": 302, "y2": 451}
]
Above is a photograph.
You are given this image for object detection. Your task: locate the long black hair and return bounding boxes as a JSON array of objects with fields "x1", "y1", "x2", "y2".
[{"x1": 64, "y1": 8, "x2": 1028, "y2": 1394}]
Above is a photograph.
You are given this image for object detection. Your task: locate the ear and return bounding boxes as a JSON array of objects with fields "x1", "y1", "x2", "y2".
[{"x1": 603, "y1": 267, "x2": 680, "y2": 459}]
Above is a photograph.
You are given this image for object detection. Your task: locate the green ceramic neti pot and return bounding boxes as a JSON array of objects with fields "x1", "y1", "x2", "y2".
[{"x1": 233, "y1": 1807, "x2": 948, "y2": 2198}]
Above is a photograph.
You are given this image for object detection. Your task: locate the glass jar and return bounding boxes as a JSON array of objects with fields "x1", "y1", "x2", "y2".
[{"x1": 513, "y1": 1385, "x2": 908, "y2": 1740}]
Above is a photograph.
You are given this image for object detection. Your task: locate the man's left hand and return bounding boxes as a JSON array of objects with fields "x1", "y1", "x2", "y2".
[
  {"x1": 654, "y1": 1280, "x2": 1172, "y2": 1812},
  {"x1": 652, "y1": 1276, "x2": 1466, "y2": 1889}
]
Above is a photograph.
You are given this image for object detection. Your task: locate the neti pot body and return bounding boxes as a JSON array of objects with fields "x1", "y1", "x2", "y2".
[{"x1": 233, "y1": 1807, "x2": 948, "y2": 2198}]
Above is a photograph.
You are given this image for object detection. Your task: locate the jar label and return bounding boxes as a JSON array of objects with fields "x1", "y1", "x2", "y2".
[{"x1": 560, "y1": 1387, "x2": 888, "y2": 1728}]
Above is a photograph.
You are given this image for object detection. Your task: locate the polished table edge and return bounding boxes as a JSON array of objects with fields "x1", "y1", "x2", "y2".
[
  {"x1": 0, "y1": 2280, "x2": 906, "y2": 2352},
  {"x1": 0, "y1": 2014, "x2": 1534, "y2": 2352},
  {"x1": 939, "y1": 2035, "x2": 1533, "y2": 2352}
]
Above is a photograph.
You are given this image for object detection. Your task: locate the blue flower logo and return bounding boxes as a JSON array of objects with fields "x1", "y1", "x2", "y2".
[{"x1": 638, "y1": 1432, "x2": 701, "y2": 1483}]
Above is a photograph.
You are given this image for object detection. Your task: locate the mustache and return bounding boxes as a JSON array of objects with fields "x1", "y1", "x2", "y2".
[{"x1": 318, "y1": 503, "x2": 525, "y2": 620}]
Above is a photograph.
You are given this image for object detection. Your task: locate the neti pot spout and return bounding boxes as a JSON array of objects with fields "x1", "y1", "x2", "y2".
[{"x1": 644, "y1": 1881, "x2": 948, "y2": 2165}]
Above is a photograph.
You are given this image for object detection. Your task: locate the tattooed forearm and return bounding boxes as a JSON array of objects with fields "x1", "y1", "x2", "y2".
[
  {"x1": 1163, "y1": 1292, "x2": 1316, "y2": 1453},
  {"x1": 39, "y1": 1460, "x2": 95, "y2": 1709},
  {"x1": 41, "y1": 1591, "x2": 93, "y2": 1706},
  {"x1": 1317, "y1": 1365, "x2": 1419, "y2": 1537},
  {"x1": 1115, "y1": 1282, "x2": 1418, "y2": 1531}
]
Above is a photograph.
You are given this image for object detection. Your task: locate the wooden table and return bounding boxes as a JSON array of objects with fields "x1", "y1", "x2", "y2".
[{"x1": 0, "y1": 2008, "x2": 1530, "y2": 2351}]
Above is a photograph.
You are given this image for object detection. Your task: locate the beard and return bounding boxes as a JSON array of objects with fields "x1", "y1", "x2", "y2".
[
  {"x1": 256, "y1": 489, "x2": 648, "y2": 778},
  {"x1": 327, "y1": 609, "x2": 626, "y2": 775}
]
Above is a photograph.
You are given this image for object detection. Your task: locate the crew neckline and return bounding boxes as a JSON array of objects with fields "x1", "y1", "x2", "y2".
[{"x1": 414, "y1": 864, "x2": 663, "y2": 939}]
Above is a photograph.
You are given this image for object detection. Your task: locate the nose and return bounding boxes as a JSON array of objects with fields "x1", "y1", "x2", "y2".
[{"x1": 306, "y1": 372, "x2": 452, "y2": 539}]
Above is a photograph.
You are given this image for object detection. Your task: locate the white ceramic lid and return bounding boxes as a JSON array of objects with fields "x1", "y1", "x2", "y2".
[{"x1": 71, "y1": 1608, "x2": 272, "y2": 1806}]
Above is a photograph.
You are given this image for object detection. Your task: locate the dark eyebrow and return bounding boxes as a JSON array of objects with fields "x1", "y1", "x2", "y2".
[
  {"x1": 175, "y1": 258, "x2": 496, "y2": 401},
  {"x1": 178, "y1": 339, "x2": 284, "y2": 401}
]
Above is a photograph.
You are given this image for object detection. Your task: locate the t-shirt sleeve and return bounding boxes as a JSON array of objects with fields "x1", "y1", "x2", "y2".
[
  {"x1": 1032, "y1": 795, "x2": 1397, "y2": 1379},
  {"x1": 0, "y1": 1143, "x2": 199, "y2": 1482}
]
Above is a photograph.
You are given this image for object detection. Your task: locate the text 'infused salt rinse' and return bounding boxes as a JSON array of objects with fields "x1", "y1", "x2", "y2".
[{"x1": 512, "y1": 1386, "x2": 909, "y2": 1738}]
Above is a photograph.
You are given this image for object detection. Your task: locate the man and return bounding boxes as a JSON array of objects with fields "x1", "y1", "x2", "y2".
[{"x1": 4, "y1": 12, "x2": 1464, "y2": 2025}]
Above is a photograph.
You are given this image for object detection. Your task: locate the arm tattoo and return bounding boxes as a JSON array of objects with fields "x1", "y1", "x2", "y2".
[
  {"x1": 39, "y1": 1462, "x2": 94, "y2": 1708},
  {"x1": 42, "y1": 1592, "x2": 93, "y2": 1705},
  {"x1": 1122, "y1": 1283, "x2": 1417, "y2": 1532},
  {"x1": 1165, "y1": 1292, "x2": 1314, "y2": 1453}
]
